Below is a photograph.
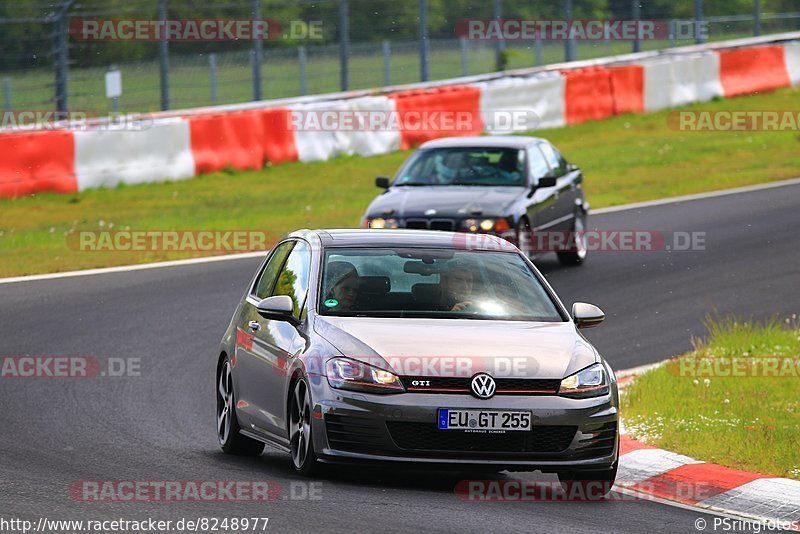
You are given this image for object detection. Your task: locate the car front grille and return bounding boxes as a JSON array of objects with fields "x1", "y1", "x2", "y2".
[
  {"x1": 400, "y1": 376, "x2": 561, "y2": 395},
  {"x1": 403, "y1": 219, "x2": 456, "y2": 231},
  {"x1": 387, "y1": 422, "x2": 577, "y2": 453}
]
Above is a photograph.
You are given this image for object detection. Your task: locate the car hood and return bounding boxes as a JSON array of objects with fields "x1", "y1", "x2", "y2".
[
  {"x1": 313, "y1": 316, "x2": 598, "y2": 379},
  {"x1": 365, "y1": 186, "x2": 523, "y2": 219}
]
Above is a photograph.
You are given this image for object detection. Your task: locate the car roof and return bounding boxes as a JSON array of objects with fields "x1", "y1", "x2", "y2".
[
  {"x1": 290, "y1": 229, "x2": 517, "y2": 252},
  {"x1": 419, "y1": 135, "x2": 544, "y2": 150}
]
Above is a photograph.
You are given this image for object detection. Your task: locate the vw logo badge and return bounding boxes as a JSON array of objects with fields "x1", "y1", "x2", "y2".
[{"x1": 470, "y1": 373, "x2": 496, "y2": 399}]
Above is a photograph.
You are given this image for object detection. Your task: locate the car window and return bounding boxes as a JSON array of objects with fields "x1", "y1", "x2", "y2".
[
  {"x1": 319, "y1": 247, "x2": 564, "y2": 322},
  {"x1": 253, "y1": 241, "x2": 295, "y2": 299},
  {"x1": 272, "y1": 241, "x2": 311, "y2": 320},
  {"x1": 395, "y1": 147, "x2": 525, "y2": 186},
  {"x1": 527, "y1": 146, "x2": 551, "y2": 181},
  {"x1": 539, "y1": 142, "x2": 567, "y2": 177}
]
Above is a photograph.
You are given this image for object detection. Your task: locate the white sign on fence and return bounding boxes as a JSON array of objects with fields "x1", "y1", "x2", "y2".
[{"x1": 105, "y1": 70, "x2": 122, "y2": 99}]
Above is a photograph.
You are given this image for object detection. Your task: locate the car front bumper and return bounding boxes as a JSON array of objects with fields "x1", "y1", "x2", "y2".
[{"x1": 307, "y1": 374, "x2": 619, "y2": 471}]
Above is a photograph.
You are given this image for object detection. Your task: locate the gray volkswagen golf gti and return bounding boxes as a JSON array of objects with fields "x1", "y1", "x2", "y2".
[{"x1": 216, "y1": 229, "x2": 618, "y2": 491}]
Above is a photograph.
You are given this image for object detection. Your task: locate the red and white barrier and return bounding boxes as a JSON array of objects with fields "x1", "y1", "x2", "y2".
[
  {"x1": 783, "y1": 41, "x2": 800, "y2": 86},
  {"x1": 643, "y1": 52, "x2": 723, "y2": 112},
  {"x1": 718, "y1": 45, "x2": 790, "y2": 97},
  {"x1": 0, "y1": 130, "x2": 76, "y2": 197},
  {"x1": 290, "y1": 96, "x2": 400, "y2": 162},
  {"x1": 475, "y1": 72, "x2": 566, "y2": 134},
  {"x1": 1, "y1": 34, "x2": 799, "y2": 198},
  {"x1": 75, "y1": 118, "x2": 195, "y2": 190}
]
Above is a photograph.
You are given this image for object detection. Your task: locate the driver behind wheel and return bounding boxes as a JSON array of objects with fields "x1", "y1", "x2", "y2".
[
  {"x1": 323, "y1": 261, "x2": 361, "y2": 311},
  {"x1": 439, "y1": 262, "x2": 474, "y2": 311}
]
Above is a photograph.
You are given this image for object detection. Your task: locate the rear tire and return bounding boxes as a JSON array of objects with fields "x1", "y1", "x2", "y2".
[
  {"x1": 557, "y1": 211, "x2": 588, "y2": 266},
  {"x1": 217, "y1": 358, "x2": 265, "y2": 456}
]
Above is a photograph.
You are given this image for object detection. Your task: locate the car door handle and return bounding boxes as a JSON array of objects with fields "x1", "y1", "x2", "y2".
[{"x1": 248, "y1": 320, "x2": 261, "y2": 332}]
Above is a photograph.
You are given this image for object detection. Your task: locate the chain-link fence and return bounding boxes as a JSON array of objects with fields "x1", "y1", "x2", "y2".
[{"x1": 1, "y1": 0, "x2": 798, "y2": 115}]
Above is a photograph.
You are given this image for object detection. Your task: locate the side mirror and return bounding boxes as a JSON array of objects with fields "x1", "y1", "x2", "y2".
[
  {"x1": 567, "y1": 163, "x2": 579, "y2": 173},
  {"x1": 572, "y1": 302, "x2": 604, "y2": 329},
  {"x1": 256, "y1": 295, "x2": 298, "y2": 324},
  {"x1": 375, "y1": 176, "x2": 390, "y2": 189},
  {"x1": 537, "y1": 176, "x2": 558, "y2": 188}
]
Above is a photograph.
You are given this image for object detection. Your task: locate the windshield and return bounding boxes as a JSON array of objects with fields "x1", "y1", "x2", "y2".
[
  {"x1": 394, "y1": 147, "x2": 526, "y2": 187},
  {"x1": 319, "y1": 247, "x2": 564, "y2": 321}
]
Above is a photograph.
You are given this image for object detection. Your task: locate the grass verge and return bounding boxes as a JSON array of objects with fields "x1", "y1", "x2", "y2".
[
  {"x1": 0, "y1": 86, "x2": 799, "y2": 278},
  {"x1": 622, "y1": 317, "x2": 800, "y2": 480}
]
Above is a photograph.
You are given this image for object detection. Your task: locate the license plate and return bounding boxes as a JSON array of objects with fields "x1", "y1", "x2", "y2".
[{"x1": 438, "y1": 409, "x2": 532, "y2": 431}]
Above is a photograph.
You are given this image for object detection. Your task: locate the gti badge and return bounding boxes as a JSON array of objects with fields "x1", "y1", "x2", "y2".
[{"x1": 470, "y1": 373, "x2": 496, "y2": 399}]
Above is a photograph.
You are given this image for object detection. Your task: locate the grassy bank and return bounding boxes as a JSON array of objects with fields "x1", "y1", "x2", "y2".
[
  {"x1": 1, "y1": 86, "x2": 799, "y2": 277},
  {"x1": 622, "y1": 318, "x2": 800, "y2": 479}
]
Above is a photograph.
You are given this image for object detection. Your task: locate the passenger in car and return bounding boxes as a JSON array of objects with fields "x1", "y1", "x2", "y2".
[{"x1": 323, "y1": 261, "x2": 361, "y2": 311}]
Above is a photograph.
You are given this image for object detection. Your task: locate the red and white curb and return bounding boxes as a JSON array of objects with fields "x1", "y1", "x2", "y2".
[{"x1": 617, "y1": 363, "x2": 800, "y2": 528}]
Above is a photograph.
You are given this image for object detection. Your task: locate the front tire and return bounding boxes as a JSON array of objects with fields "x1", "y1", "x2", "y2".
[
  {"x1": 217, "y1": 358, "x2": 264, "y2": 456},
  {"x1": 289, "y1": 378, "x2": 321, "y2": 476},
  {"x1": 557, "y1": 211, "x2": 588, "y2": 266}
]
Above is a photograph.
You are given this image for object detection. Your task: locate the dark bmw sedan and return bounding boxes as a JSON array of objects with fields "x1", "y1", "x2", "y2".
[
  {"x1": 216, "y1": 229, "x2": 619, "y2": 492},
  {"x1": 361, "y1": 136, "x2": 589, "y2": 265}
]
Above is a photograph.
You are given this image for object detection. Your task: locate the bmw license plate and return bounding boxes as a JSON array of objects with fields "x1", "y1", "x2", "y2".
[{"x1": 438, "y1": 409, "x2": 532, "y2": 431}]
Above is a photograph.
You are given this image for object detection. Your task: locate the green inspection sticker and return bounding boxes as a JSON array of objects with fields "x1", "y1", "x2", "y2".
[{"x1": 323, "y1": 299, "x2": 339, "y2": 308}]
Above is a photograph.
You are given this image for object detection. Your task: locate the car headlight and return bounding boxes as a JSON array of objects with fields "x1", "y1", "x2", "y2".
[
  {"x1": 325, "y1": 357, "x2": 404, "y2": 394},
  {"x1": 462, "y1": 218, "x2": 511, "y2": 233},
  {"x1": 558, "y1": 363, "x2": 609, "y2": 398},
  {"x1": 367, "y1": 217, "x2": 398, "y2": 229}
]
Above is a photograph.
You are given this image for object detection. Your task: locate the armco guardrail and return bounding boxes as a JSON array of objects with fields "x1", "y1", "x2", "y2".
[{"x1": 1, "y1": 33, "x2": 799, "y2": 198}]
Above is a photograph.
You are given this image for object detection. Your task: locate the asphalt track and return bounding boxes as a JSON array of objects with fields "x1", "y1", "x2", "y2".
[{"x1": 2, "y1": 182, "x2": 799, "y2": 533}]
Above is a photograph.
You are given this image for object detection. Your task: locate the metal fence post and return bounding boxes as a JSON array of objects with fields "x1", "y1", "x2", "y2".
[
  {"x1": 382, "y1": 40, "x2": 391, "y2": 86},
  {"x1": 632, "y1": 0, "x2": 642, "y2": 53},
  {"x1": 53, "y1": 2, "x2": 72, "y2": 113},
  {"x1": 3, "y1": 78, "x2": 11, "y2": 111},
  {"x1": 209, "y1": 53, "x2": 218, "y2": 105},
  {"x1": 564, "y1": 0, "x2": 576, "y2": 62},
  {"x1": 669, "y1": 19, "x2": 677, "y2": 48},
  {"x1": 298, "y1": 46, "x2": 308, "y2": 95},
  {"x1": 339, "y1": 0, "x2": 349, "y2": 91},
  {"x1": 694, "y1": 0, "x2": 705, "y2": 44},
  {"x1": 251, "y1": 0, "x2": 263, "y2": 101},
  {"x1": 493, "y1": 0, "x2": 504, "y2": 71},
  {"x1": 534, "y1": 37, "x2": 543, "y2": 66},
  {"x1": 158, "y1": 0, "x2": 170, "y2": 110},
  {"x1": 459, "y1": 37, "x2": 468, "y2": 76},
  {"x1": 754, "y1": 0, "x2": 762, "y2": 36},
  {"x1": 419, "y1": 0, "x2": 430, "y2": 82}
]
